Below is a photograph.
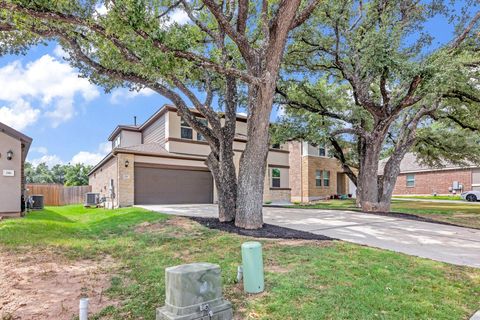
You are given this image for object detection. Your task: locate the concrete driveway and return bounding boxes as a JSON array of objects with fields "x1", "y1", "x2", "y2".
[{"x1": 137, "y1": 204, "x2": 480, "y2": 268}]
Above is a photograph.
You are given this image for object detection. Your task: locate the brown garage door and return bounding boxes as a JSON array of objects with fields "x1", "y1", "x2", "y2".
[{"x1": 134, "y1": 165, "x2": 214, "y2": 204}]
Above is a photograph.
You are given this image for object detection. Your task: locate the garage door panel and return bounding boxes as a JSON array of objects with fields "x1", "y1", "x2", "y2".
[{"x1": 135, "y1": 166, "x2": 213, "y2": 204}]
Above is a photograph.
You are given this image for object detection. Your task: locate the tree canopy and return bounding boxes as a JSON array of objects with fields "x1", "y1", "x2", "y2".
[
  {"x1": 25, "y1": 162, "x2": 92, "y2": 186},
  {"x1": 274, "y1": 0, "x2": 480, "y2": 211},
  {"x1": 1, "y1": 0, "x2": 318, "y2": 228}
]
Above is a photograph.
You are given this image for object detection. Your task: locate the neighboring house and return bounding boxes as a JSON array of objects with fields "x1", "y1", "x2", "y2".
[
  {"x1": 381, "y1": 153, "x2": 480, "y2": 195},
  {"x1": 0, "y1": 122, "x2": 32, "y2": 217},
  {"x1": 89, "y1": 105, "x2": 354, "y2": 207},
  {"x1": 288, "y1": 141, "x2": 352, "y2": 202}
]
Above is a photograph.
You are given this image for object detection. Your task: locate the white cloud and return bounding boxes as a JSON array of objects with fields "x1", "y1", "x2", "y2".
[
  {"x1": 28, "y1": 141, "x2": 110, "y2": 168},
  {"x1": 168, "y1": 9, "x2": 190, "y2": 25},
  {"x1": 276, "y1": 106, "x2": 286, "y2": 118},
  {"x1": 95, "y1": 3, "x2": 108, "y2": 16},
  {"x1": 0, "y1": 54, "x2": 99, "y2": 128},
  {"x1": 70, "y1": 151, "x2": 105, "y2": 166},
  {"x1": 109, "y1": 87, "x2": 155, "y2": 104},
  {"x1": 0, "y1": 99, "x2": 40, "y2": 131},
  {"x1": 70, "y1": 142, "x2": 111, "y2": 166},
  {"x1": 31, "y1": 146, "x2": 48, "y2": 155},
  {"x1": 53, "y1": 45, "x2": 69, "y2": 59},
  {"x1": 30, "y1": 154, "x2": 63, "y2": 167},
  {"x1": 98, "y1": 142, "x2": 112, "y2": 154}
]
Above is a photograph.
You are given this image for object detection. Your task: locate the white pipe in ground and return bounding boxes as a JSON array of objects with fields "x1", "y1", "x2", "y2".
[{"x1": 79, "y1": 298, "x2": 89, "y2": 320}]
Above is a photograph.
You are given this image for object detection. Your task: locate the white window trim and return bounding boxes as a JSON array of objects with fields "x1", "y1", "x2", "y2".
[
  {"x1": 406, "y1": 174, "x2": 415, "y2": 187},
  {"x1": 271, "y1": 168, "x2": 281, "y2": 188},
  {"x1": 180, "y1": 119, "x2": 193, "y2": 140},
  {"x1": 323, "y1": 170, "x2": 330, "y2": 187},
  {"x1": 113, "y1": 135, "x2": 121, "y2": 148},
  {"x1": 315, "y1": 169, "x2": 322, "y2": 187}
]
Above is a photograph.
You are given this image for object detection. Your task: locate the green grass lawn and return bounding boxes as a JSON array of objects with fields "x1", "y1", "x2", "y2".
[
  {"x1": 393, "y1": 195, "x2": 463, "y2": 201},
  {"x1": 1, "y1": 205, "x2": 479, "y2": 319},
  {"x1": 294, "y1": 199, "x2": 480, "y2": 229}
]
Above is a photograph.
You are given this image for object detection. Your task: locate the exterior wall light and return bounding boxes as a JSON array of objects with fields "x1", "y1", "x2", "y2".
[
  {"x1": 6, "y1": 150, "x2": 13, "y2": 160},
  {"x1": 125, "y1": 160, "x2": 130, "y2": 168}
]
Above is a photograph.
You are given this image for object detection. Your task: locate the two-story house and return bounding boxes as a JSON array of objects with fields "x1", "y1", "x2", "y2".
[{"x1": 89, "y1": 105, "x2": 354, "y2": 207}]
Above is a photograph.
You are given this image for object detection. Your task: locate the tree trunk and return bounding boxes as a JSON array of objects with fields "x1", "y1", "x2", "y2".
[
  {"x1": 357, "y1": 132, "x2": 392, "y2": 212},
  {"x1": 206, "y1": 151, "x2": 237, "y2": 222},
  {"x1": 235, "y1": 84, "x2": 274, "y2": 229}
]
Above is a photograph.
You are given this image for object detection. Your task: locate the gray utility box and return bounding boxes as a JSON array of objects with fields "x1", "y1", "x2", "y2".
[{"x1": 156, "y1": 263, "x2": 233, "y2": 320}]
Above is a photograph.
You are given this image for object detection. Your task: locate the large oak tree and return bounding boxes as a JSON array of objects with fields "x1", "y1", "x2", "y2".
[
  {"x1": 275, "y1": 0, "x2": 480, "y2": 212},
  {"x1": 0, "y1": 0, "x2": 318, "y2": 228}
]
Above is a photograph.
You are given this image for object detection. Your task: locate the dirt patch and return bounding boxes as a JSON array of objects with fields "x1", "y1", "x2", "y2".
[
  {"x1": 0, "y1": 250, "x2": 118, "y2": 320},
  {"x1": 187, "y1": 217, "x2": 333, "y2": 240},
  {"x1": 135, "y1": 217, "x2": 203, "y2": 237}
]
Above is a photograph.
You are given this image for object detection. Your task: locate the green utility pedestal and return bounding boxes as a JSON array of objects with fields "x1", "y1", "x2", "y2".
[{"x1": 241, "y1": 242, "x2": 264, "y2": 294}]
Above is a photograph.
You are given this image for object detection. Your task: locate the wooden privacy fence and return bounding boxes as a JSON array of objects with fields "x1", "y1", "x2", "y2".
[{"x1": 26, "y1": 184, "x2": 92, "y2": 206}]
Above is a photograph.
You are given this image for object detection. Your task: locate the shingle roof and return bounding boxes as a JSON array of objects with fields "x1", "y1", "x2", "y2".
[{"x1": 379, "y1": 152, "x2": 479, "y2": 174}]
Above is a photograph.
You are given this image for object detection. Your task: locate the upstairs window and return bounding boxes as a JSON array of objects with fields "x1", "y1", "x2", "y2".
[
  {"x1": 318, "y1": 145, "x2": 326, "y2": 157},
  {"x1": 196, "y1": 118, "x2": 208, "y2": 141},
  {"x1": 323, "y1": 170, "x2": 330, "y2": 187},
  {"x1": 315, "y1": 170, "x2": 322, "y2": 187},
  {"x1": 113, "y1": 135, "x2": 121, "y2": 148},
  {"x1": 180, "y1": 119, "x2": 193, "y2": 139},
  {"x1": 406, "y1": 174, "x2": 415, "y2": 187},
  {"x1": 271, "y1": 168, "x2": 281, "y2": 188}
]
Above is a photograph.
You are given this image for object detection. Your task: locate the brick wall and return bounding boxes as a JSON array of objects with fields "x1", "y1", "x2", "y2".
[
  {"x1": 117, "y1": 153, "x2": 135, "y2": 207},
  {"x1": 303, "y1": 156, "x2": 345, "y2": 201},
  {"x1": 288, "y1": 141, "x2": 303, "y2": 201},
  {"x1": 89, "y1": 157, "x2": 118, "y2": 207},
  {"x1": 393, "y1": 169, "x2": 473, "y2": 195}
]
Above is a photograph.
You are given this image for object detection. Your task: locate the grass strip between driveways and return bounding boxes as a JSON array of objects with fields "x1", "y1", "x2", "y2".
[
  {"x1": 291, "y1": 199, "x2": 480, "y2": 229},
  {"x1": 1, "y1": 205, "x2": 479, "y2": 319}
]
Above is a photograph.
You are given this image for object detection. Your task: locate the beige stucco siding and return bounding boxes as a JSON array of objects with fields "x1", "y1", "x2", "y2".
[
  {"x1": 0, "y1": 131, "x2": 22, "y2": 213},
  {"x1": 121, "y1": 131, "x2": 142, "y2": 147},
  {"x1": 167, "y1": 140, "x2": 211, "y2": 156}
]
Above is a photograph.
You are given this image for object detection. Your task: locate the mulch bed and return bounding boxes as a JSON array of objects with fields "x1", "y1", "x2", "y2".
[{"x1": 187, "y1": 216, "x2": 334, "y2": 240}]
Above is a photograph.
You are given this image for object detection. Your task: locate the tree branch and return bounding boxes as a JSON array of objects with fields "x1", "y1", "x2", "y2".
[
  {"x1": 290, "y1": 0, "x2": 320, "y2": 30},
  {"x1": 201, "y1": 0, "x2": 254, "y2": 62},
  {"x1": 450, "y1": 11, "x2": 480, "y2": 50}
]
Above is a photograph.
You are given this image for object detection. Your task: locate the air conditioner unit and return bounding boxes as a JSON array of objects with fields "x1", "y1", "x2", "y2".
[
  {"x1": 84, "y1": 193, "x2": 100, "y2": 207},
  {"x1": 31, "y1": 195, "x2": 44, "y2": 210}
]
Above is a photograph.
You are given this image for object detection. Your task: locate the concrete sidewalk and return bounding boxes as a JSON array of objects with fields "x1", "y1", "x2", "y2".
[{"x1": 138, "y1": 204, "x2": 480, "y2": 268}]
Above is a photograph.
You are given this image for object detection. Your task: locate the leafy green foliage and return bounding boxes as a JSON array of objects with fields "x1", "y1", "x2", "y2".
[
  {"x1": 25, "y1": 162, "x2": 92, "y2": 186},
  {"x1": 276, "y1": 0, "x2": 480, "y2": 182}
]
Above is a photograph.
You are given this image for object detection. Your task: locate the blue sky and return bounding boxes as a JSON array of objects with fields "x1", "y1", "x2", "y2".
[{"x1": 0, "y1": 2, "x2": 473, "y2": 167}]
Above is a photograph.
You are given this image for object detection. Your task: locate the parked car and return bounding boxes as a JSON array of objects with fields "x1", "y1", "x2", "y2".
[{"x1": 461, "y1": 190, "x2": 480, "y2": 202}]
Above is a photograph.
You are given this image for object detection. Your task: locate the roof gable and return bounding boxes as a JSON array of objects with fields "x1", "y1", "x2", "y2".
[{"x1": 0, "y1": 122, "x2": 33, "y2": 159}]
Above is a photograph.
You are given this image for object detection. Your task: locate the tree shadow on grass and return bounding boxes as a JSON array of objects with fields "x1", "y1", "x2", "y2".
[{"x1": 25, "y1": 209, "x2": 75, "y2": 223}]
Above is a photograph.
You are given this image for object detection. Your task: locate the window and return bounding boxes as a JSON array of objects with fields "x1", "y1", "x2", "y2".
[
  {"x1": 406, "y1": 174, "x2": 415, "y2": 187},
  {"x1": 113, "y1": 135, "x2": 121, "y2": 148},
  {"x1": 315, "y1": 170, "x2": 322, "y2": 187},
  {"x1": 180, "y1": 119, "x2": 193, "y2": 139},
  {"x1": 318, "y1": 145, "x2": 326, "y2": 157},
  {"x1": 271, "y1": 168, "x2": 281, "y2": 188},
  {"x1": 323, "y1": 170, "x2": 330, "y2": 187},
  {"x1": 196, "y1": 118, "x2": 208, "y2": 141}
]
